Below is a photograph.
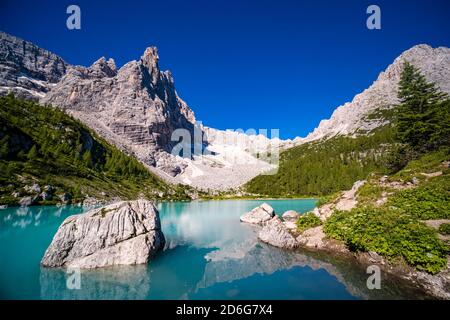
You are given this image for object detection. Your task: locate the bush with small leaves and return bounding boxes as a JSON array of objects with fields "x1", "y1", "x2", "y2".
[{"x1": 297, "y1": 212, "x2": 322, "y2": 233}]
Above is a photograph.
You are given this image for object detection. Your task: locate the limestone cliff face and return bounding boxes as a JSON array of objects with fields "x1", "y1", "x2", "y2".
[
  {"x1": 41, "y1": 46, "x2": 196, "y2": 167},
  {"x1": 303, "y1": 45, "x2": 450, "y2": 142},
  {"x1": 0, "y1": 32, "x2": 274, "y2": 187},
  {"x1": 0, "y1": 32, "x2": 197, "y2": 173},
  {"x1": 0, "y1": 31, "x2": 67, "y2": 100}
]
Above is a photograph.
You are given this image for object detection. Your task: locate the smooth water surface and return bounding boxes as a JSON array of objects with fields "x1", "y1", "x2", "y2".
[{"x1": 0, "y1": 200, "x2": 429, "y2": 299}]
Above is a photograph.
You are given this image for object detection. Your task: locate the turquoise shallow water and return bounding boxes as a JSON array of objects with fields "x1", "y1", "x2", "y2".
[{"x1": 0, "y1": 199, "x2": 428, "y2": 299}]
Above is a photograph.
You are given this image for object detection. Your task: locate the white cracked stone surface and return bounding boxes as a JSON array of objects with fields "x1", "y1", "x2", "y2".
[
  {"x1": 240, "y1": 203, "x2": 275, "y2": 225},
  {"x1": 41, "y1": 199, "x2": 165, "y2": 269}
]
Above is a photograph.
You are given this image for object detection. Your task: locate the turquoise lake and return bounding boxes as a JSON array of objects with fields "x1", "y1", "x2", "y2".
[{"x1": 0, "y1": 199, "x2": 429, "y2": 300}]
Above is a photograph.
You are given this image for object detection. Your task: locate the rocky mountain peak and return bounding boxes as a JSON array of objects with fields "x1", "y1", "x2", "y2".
[
  {"x1": 107, "y1": 58, "x2": 116, "y2": 70},
  {"x1": 141, "y1": 46, "x2": 159, "y2": 66},
  {"x1": 140, "y1": 46, "x2": 160, "y2": 85},
  {"x1": 26, "y1": 38, "x2": 198, "y2": 176},
  {"x1": 302, "y1": 44, "x2": 450, "y2": 143},
  {"x1": 89, "y1": 57, "x2": 117, "y2": 78}
]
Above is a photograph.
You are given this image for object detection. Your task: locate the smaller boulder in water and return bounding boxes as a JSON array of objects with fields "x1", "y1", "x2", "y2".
[
  {"x1": 282, "y1": 210, "x2": 299, "y2": 221},
  {"x1": 240, "y1": 203, "x2": 275, "y2": 225},
  {"x1": 258, "y1": 216, "x2": 298, "y2": 249}
]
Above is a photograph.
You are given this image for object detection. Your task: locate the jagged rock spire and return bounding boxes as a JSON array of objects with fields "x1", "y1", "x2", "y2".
[
  {"x1": 89, "y1": 57, "x2": 117, "y2": 77},
  {"x1": 140, "y1": 47, "x2": 160, "y2": 85}
]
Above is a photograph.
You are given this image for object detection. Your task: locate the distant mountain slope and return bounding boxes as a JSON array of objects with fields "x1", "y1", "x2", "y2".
[
  {"x1": 0, "y1": 31, "x2": 199, "y2": 178},
  {"x1": 0, "y1": 95, "x2": 190, "y2": 206},
  {"x1": 40, "y1": 47, "x2": 196, "y2": 168},
  {"x1": 246, "y1": 44, "x2": 450, "y2": 197},
  {"x1": 303, "y1": 44, "x2": 450, "y2": 142},
  {"x1": 0, "y1": 31, "x2": 67, "y2": 100},
  {"x1": 1, "y1": 31, "x2": 448, "y2": 192}
]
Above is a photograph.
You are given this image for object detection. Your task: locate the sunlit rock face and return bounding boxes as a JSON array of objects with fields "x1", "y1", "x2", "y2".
[
  {"x1": 303, "y1": 45, "x2": 450, "y2": 142},
  {"x1": 0, "y1": 32, "x2": 197, "y2": 178},
  {"x1": 240, "y1": 203, "x2": 275, "y2": 225},
  {"x1": 41, "y1": 200, "x2": 165, "y2": 269},
  {"x1": 0, "y1": 31, "x2": 67, "y2": 100},
  {"x1": 0, "y1": 31, "x2": 280, "y2": 190},
  {"x1": 39, "y1": 45, "x2": 280, "y2": 188},
  {"x1": 40, "y1": 46, "x2": 197, "y2": 167},
  {"x1": 258, "y1": 216, "x2": 298, "y2": 249}
]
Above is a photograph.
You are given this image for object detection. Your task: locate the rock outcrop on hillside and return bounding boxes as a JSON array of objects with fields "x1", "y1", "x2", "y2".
[
  {"x1": 41, "y1": 200, "x2": 165, "y2": 269},
  {"x1": 0, "y1": 31, "x2": 67, "y2": 100},
  {"x1": 303, "y1": 45, "x2": 450, "y2": 142}
]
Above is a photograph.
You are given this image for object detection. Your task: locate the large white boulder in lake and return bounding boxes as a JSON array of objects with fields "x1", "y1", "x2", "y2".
[
  {"x1": 258, "y1": 216, "x2": 298, "y2": 249},
  {"x1": 240, "y1": 203, "x2": 275, "y2": 225},
  {"x1": 41, "y1": 199, "x2": 165, "y2": 269}
]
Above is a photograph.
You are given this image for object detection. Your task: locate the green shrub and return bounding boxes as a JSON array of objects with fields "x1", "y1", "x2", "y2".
[
  {"x1": 324, "y1": 206, "x2": 448, "y2": 274},
  {"x1": 439, "y1": 223, "x2": 450, "y2": 235},
  {"x1": 297, "y1": 212, "x2": 322, "y2": 233},
  {"x1": 388, "y1": 175, "x2": 450, "y2": 219},
  {"x1": 356, "y1": 181, "x2": 385, "y2": 204}
]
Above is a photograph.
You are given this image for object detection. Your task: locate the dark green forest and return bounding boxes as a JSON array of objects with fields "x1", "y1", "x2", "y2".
[{"x1": 245, "y1": 126, "x2": 395, "y2": 196}]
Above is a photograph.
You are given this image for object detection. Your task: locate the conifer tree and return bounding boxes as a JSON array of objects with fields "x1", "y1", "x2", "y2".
[
  {"x1": 396, "y1": 62, "x2": 449, "y2": 152},
  {"x1": 27, "y1": 145, "x2": 38, "y2": 161},
  {"x1": 82, "y1": 150, "x2": 93, "y2": 168},
  {"x1": 0, "y1": 135, "x2": 9, "y2": 159}
]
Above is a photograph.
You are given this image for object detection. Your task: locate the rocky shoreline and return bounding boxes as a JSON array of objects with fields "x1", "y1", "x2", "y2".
[
  {"x1": 239, "y1": 181, "x2": 450, "y2": 299},
  {"x1": 0, "y1": 182, "x2": 123, "y2": 209}
]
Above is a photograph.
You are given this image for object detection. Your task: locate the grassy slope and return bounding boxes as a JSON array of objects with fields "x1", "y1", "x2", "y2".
[{"x1": 0, "y1": 95, "x2": 191, "y2": 205}]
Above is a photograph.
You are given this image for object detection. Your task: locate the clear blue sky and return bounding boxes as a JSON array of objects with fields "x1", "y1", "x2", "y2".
[{"x1": 1, "y1": 0, "x2": 449, "y2": 139}]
